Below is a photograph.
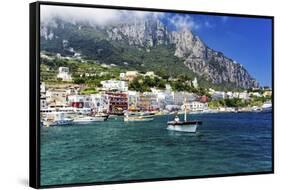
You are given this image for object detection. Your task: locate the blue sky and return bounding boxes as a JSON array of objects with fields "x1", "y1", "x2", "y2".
[{"x1": 162, "y1": 13, "x2": 272, "y2": 87}]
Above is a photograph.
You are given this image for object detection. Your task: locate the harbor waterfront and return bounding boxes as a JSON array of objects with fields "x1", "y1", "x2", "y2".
[
  {"x1": 37, "y1": 6, "x2": 273, "y2": 187},
  {"x1": 40, "y1": 111, "x2": 272, "y2": 186}
]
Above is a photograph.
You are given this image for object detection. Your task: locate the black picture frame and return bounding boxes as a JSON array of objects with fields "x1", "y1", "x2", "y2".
[{"x1": 30, "y1": 1, "x2": 274, "y2": 188}]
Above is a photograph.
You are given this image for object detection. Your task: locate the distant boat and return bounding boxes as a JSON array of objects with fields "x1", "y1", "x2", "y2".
[
  {"x1": 73, "y1": 116, "x2": 106, "y2": 124},
  {"x1": 167, "y1": 98, "x2": 202, "y2": 133},
  {"x1": 91, "y1": 111, "x2": 109, "y2": 121},
  {"x1": 124, "y1": 112, "x2": 154, "y2": 122},
  {"x1": 261, "y1": 102, "x2": 272, "y2": 112}
]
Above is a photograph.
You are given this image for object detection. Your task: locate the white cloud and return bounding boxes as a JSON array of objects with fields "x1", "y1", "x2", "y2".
[
  {"x1": 41, "y1": 5, "x2": 163, "y2": 26},
  {"x1": 168, "y1": 14, "x2": 200, "y2": 31}
]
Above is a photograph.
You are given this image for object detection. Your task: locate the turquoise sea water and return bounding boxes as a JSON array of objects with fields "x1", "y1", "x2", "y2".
[{"x1": 40, "y1": 112, "x2": 272, "y2": 186}]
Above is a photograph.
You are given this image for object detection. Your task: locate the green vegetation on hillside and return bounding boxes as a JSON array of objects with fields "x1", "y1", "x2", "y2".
[
  {"x1": 40, "y1": 53, "x2": 248, "y2": 92},
  {"x1": 208, "y1": 96, "x2": 271, "y2": 109}
]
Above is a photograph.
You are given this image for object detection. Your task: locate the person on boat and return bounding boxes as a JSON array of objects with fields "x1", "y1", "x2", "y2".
[
  {"x1": 174, "y1": 116, "x2": 180, "y2": 122},
  {"x1": 174, "y1": 114, "x2": 180, "y2": 123}
]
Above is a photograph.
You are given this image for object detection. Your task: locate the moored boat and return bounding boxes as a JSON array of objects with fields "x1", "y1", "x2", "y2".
[
  {"x1": 43, "y1": 112, "x2": 73, "y2": 127},
  {"x1": 261, "y1": 101, "x2": 272, "y2": 112},
  {"x1": 73, "y1": 116, "x2": 106, "y2": 124},
  {"x1": 124, "y1": 112, "x2": 154, "y2": 122},
  {"x1": 124, "y1": 116, "x2": 154, "y2": 122}
]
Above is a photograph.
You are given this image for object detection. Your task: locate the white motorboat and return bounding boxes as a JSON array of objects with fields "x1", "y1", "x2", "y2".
[
  {"x1": 167, "y1": 98, "x2": 202, "y2": 133},
  {"x1": 124, "y1": 112, "x2": 154, "y2": 122},
  {"x1": 43, "y1": 112, "x2": 73, "y2": 127},
  {"x1": 73, "y1": 116, "x2": 106, "y2": 124},
  {"x1": 124, "y1": 116, "x2": 154, "y2": 122},
  {"x1": 261, "y1": 102, "x2": 272, "y2": 112}
]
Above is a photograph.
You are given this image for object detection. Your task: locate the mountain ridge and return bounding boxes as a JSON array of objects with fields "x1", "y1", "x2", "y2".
[{"x1": 40, "y1": 17, "x2": 259, "y2": 89}]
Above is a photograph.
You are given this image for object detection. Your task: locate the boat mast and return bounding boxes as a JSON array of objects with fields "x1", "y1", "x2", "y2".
[{"x1": 184, "y1": 98, "x2": 187, "y2": 121}]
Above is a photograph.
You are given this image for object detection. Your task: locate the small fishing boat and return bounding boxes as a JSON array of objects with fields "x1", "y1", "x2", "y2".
[{"x1": 167, "y1": 98, "x2": 202, "y2": 132}]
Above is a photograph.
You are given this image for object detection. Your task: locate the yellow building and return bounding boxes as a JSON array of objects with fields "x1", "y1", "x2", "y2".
[
  {"x1": 125, "y1": 71, "x2": 139, "y2": 81},
  {"x1": 263, "y1": 90, "x2": 272, "y2": 97}
]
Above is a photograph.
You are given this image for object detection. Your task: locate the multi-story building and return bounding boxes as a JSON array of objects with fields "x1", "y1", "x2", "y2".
[
  {"x1": 105, "y1": 92, "x2": 128, "y2": 115},
  {"x1": 128, "y1": 91, "x2": 139, "y2": 111},
  {"x1": 211, "y1": 91, "x2": 225, "y2": 100},
  {"x1": 57, "y1": 67, "x2": 72, "y2": 81},
  {"x1": 46, "y1": 89, "x2": 68, "y2": 106},
  {"x1": 90, "y1": 94, "x2": 108, "y2": 113},
  {"x1": 173, "y1": 92, "x2": 197, "y2": 105},
  {"x1": 138, "y1": 92, "x2": 159, "y2": 111},
  {"x1": 155, "y1": 91, "x2": 174, "y2": 109},
  {"x1": 101, "y1": 80, "x2": 128, "y2": 92},
  {"x1": 67, "y1": 95, "x2": 85, "y2": 108},
  {"x1": 238, "y1": 91, "x2": 249, "y2": 100},
  {"x1": 40, "y1": 82, "x2": 48, "y2": 109},
  {"x1": 185, "y1": 101, "x2": 208, "y2": 112}
]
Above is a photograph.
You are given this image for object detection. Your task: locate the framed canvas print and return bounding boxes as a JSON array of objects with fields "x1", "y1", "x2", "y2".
[{"x1": 29, "y1": 1, "x2": 274, "y2": 188}]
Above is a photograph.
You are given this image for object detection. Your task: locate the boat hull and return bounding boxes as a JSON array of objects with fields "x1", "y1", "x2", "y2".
[
  {"x1": 167, "y1": 121, "x2": 202, "y2": 133},
  {"x1": 46, "y1": 119, "x2": 73, "y2": 127},
  {"x1": 124, "y1": 117, "x2": 154, "y2": 122},
  {"x1": 167, "y1": 124, "x2": 197, "y2": 132},
  {"x1": 73, "y1": 117, "x2": 106, "y2": 124}
]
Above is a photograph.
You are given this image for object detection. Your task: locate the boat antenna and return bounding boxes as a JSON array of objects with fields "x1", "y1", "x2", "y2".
[{"x1": 184, "y1": 97, "x2": 188, "y2": 122}]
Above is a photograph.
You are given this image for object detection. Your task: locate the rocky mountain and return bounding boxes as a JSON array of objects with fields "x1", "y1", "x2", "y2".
[{"x1": 40, "y1": 17, "x2": 259, "y2": 89}]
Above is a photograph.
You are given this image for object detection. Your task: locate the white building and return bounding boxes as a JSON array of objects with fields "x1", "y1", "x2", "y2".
[
  {"x1": 155, "y1": 91, "x2": 174, "y2": 109},
  {"x1": 46, "y1": 89, "x2": 68, "y2": 106},
  {"x1": 40, "y1": 82, "x2": 47, "y2": 109},
  {"x1": 185, "y1": 101, "x2": 208, "y2": 112},
  {"x1": 119, "y1": 73, "x2": 126, "y2": 80},
  {"x1": 173, "y1": 92, "x2": 197, "y2": 105},
  {"x1": 57, "y1": 67, "x2": 72, "y2": 81},
  {"x1": 211, "y1": 91, "x2": 225, "y2": 100},
  {"x1": 67, "y1": 95, "x2": 85, "y2": 103},
  {"x1": 40, "y1": 82, "x2": 46, "y2": 93},
  {"x1": 100, "y1": 80, "x2": 128, "y2": 92},
  {"x1": 192, "y1": 77, "x2": 198, "y2": 89},
  {"x1": 144, "y1": 71, "x2": 156, "y2": 78},
  {"x1": 249, "y1": 92, "x2": 262, "y2": 97},
  {"x1": 232, "y1": 92, "x2": 240, "y2": 98},
  {"x1": 239, "y1": 91, "x2": 249, "y2": 100},
  {"x1": 165, "y1": 84, "x2": 172, "y2": 91},
  {"x1": 226, "y1": 91, "x2": 233, "y2": 99},
  {"x1": 90, "y1": 94, "x2": 109, "y2": 112}
]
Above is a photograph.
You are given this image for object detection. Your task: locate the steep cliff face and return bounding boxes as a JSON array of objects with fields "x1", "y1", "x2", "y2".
[
  {"x1": 106, "y1": 19, "x2": 170, "y2": 47},
  {"x1": 41, "y1": 17, "x2": 259, "y2": 89}
]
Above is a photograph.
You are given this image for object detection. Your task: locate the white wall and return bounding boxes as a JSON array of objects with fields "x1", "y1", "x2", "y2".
[{"x1": 0, "y1": 0, "x2": 279, "y2": 190}]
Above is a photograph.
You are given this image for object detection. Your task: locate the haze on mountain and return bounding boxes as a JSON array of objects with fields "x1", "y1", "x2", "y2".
[{"x1": 40, "y1": 5, "x2": 259, "y2": 89}]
